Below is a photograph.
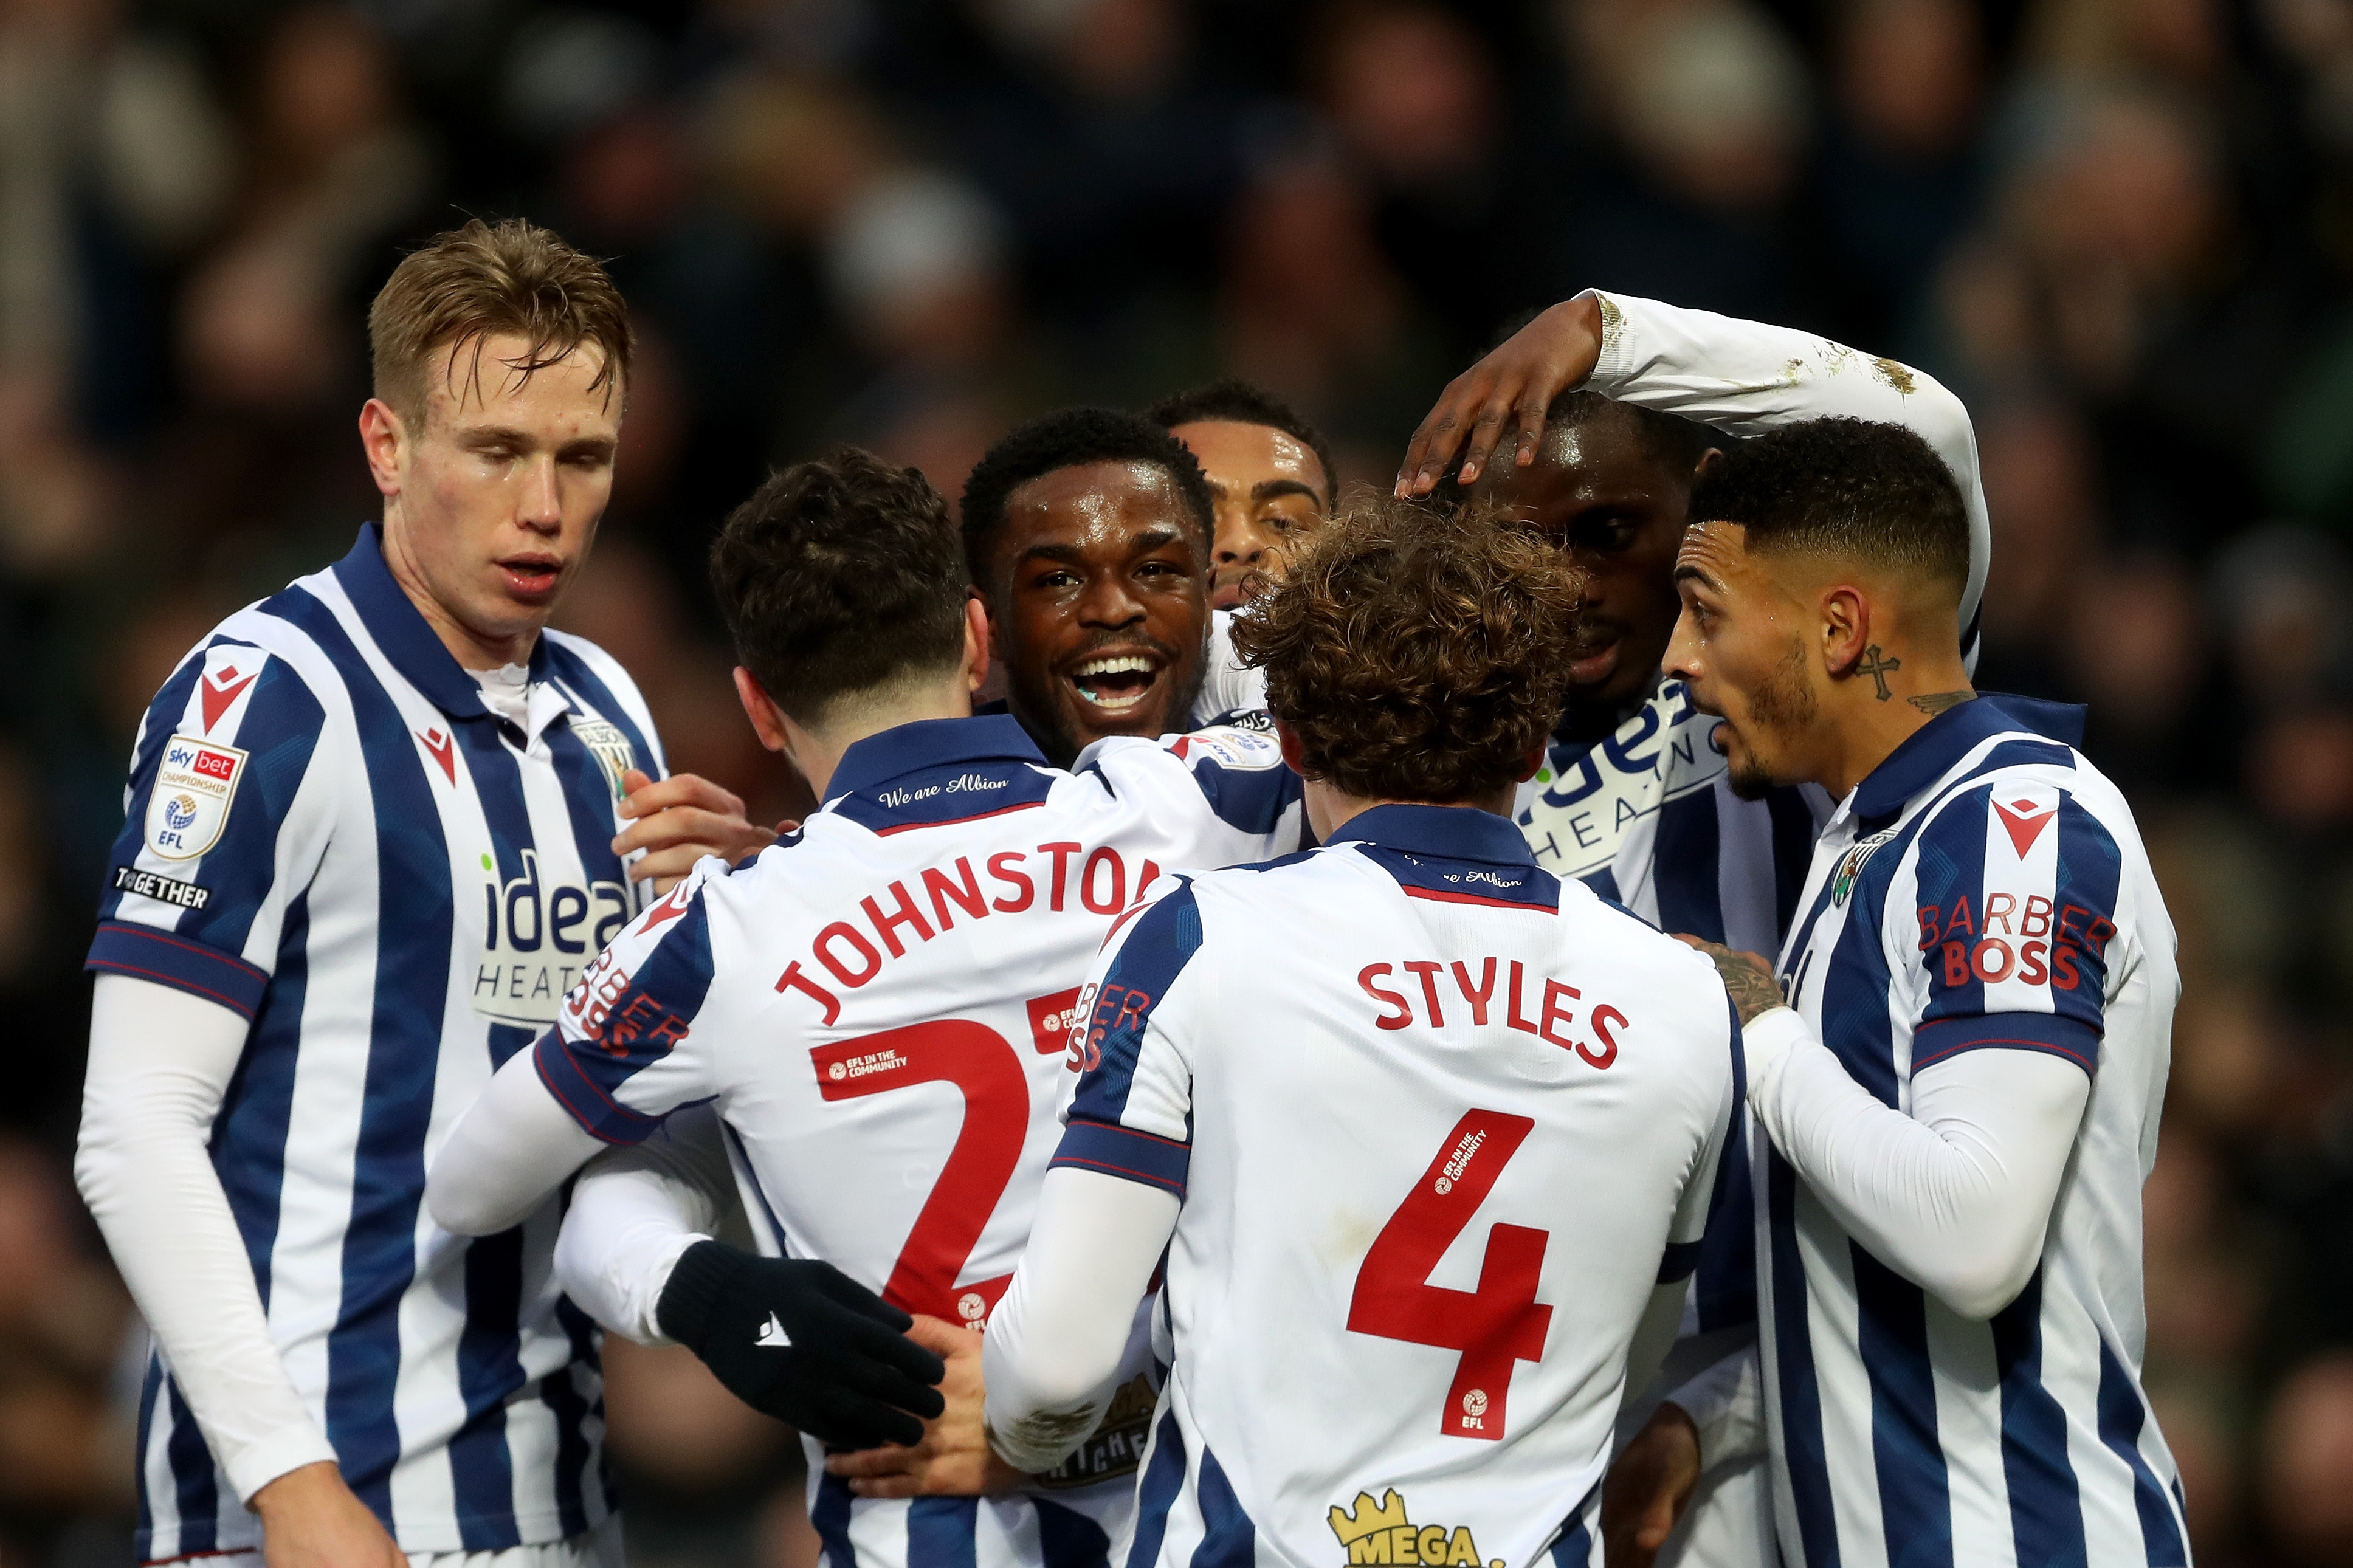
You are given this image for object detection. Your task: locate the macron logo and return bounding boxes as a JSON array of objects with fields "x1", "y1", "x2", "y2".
[
  {"x1": 756, "y1": 1313, "x2": 791, "y2": 1349},
  {"x1": 417, "y1": 727, "x2": 456, "y2": 784},
  {"x1": 1993, "y1": 797, "x2": 2054, "y2": 858},
  {"x1": 200, "y1": 665, "x2": 257, "y2": 733}
]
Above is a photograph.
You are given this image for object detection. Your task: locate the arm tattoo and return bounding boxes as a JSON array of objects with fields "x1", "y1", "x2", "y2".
[
  {"x1": 1855, "y1": 645, "x2": 1902, "y2": 701},
  {"x1": 1697, "y1": 943, "x2": 1785, "y2": 1025},
  {"x1": 1907, "y1": 690, "x2": 1972, "y2": 717}
]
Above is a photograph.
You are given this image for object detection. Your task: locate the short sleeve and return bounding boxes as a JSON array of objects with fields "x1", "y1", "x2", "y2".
[
  {"x1": 1076, "y1": 727, "x2": 1304, "y2": 864},
  {"x1": 1050, "y1": 880, "x2": 1210, "y2": 1198},
  {"x1": 86, "y1": 640, "x2": 331, "y2": 1020},
  {"x1": 533, "y1": 864, "x2": 727, "y2": 1143},
  {"x1": 1905, "y1": 782, "x2": 2120, "y2": 1079}
]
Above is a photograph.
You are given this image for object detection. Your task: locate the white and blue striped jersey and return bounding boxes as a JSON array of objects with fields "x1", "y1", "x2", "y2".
[
  {"x1": 530, "y1": 714, "x2": 1303, "y2": 1568},
  {"x1": 87, "y1": 526, "x2": 660, "y2": 1559},
  {"x1": 1762, "y1": 696, "x2": 2186, "y2": 1568},
  {"x1": 1510, "y1": 679, "x2": 1827, "y2": 1361},
  {"x1": 1055, "y1": 805, "x2": 1740, "y2": 1568}
]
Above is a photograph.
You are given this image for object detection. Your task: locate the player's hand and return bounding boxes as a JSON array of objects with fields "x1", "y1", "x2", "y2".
[
  {"x1": 1396, "y1": 293, "x2": 1604, "y2": 497},
  {"x1": 1602, "y1": 1401, "x2": 1701, "y2": 1568},
  {"x1": 1675, "y1": 935, "x2": 1784, "y2": 1026},
  {"x1": 612, "y1": 769, "x2": 778, "y2": 892},
  {"x1": 253, "y1": 1460, "x2": 407, "y2": 1568},
  {"x1": 655, "y1": 1242, "x2": 947, "y2": 1449},
  {"x1": 823, "y1": 1315, "x2": 1030, "y2": 1498}
]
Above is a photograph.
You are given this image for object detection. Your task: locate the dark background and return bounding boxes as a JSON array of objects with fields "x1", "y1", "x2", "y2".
[{"x1": 2, "y1": 0, "x2": 2351, "y2": 1561}]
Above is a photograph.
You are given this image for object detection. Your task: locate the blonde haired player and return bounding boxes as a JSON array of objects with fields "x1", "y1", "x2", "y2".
[{"x1": 77, "y1": 219, "x2": 771, "y2": 1568}]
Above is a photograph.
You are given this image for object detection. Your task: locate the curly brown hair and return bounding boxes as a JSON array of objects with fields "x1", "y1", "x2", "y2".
[{"x1": 1231, "y1": 497, "x2": 1585, "y2": 802}]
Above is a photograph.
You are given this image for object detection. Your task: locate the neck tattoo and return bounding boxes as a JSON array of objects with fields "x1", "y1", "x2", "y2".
[
  {"x1": 1908, "y1": 690, "x2": 1971, "y2": 717},
  {"x1": 1856, "y1": 645, "x2": 1903, "y2": 701}
]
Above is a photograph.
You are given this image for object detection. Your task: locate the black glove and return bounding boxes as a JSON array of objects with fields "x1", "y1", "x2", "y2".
[{"x1": 656, "y1": 1240, "x2": 947, "y2": 1448}]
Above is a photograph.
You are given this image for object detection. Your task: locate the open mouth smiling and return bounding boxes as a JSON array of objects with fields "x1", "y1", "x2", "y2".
[{"x1": 1067, "y1": 650, "x2": 1165, "y2": 714}]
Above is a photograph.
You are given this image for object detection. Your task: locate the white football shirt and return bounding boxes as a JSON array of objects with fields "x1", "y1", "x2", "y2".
[
  {"x1": 1053, "y1": 805, "x2": 1739, "y2": 1568},
  {"x1": 532, "y1": 713, "x2": 1302, "y2": 1568}
]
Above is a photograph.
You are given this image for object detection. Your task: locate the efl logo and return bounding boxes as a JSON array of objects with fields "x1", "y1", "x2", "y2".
[{"x1": 145, "y1": 735, "x2": 248, "y2": 861}]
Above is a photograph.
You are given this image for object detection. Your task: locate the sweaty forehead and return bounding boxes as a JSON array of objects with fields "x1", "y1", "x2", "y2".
[
  {"x1": 1002, "y1": 461, "x2": 1201, "y2": 542},
  {"x1": 1478, "y1": 416, "x2": 1679, "y2": 517},
  {"x1": 1169, "y1": 420, "x2": 1326, "y2": 498},
  {"x1": 425, "y1": 331, "x2": 619, "y2": 427},
  {"x1": 1676, "y1": 520, "x2": 1752, "y2": 583}
]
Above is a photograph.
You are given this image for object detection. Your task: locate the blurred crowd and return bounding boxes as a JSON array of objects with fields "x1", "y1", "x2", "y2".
[{"x1": 2, "y1": 0, "x2": 2352, "y2": 1561}]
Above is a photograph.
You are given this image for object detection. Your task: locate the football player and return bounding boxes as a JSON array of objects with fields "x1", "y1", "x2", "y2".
[
  {"x1": 75, "y1": 220, "x2": 770, "y2": 1568},
  {"x1": 424, "y1": 445, "x2": 1304, "y2": 1567},
  {"x1": 1655, "y1": 418, "x2": 2186, "y2": 1568},
  {"x1": 982, "y1": 498, "x2": 1745, "y2": 1567},
  {"x1": 1396, "y1": 291, "x2": 1994, "y2": 1568}
]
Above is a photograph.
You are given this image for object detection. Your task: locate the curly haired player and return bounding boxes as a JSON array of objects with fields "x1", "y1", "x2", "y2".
[{"x1": 980, "y1": 498, "x2": 1748, "y2": 1567}]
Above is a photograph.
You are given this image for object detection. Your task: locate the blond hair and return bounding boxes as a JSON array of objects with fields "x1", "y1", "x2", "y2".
[{"x1": 367, "y1": 218, "x2": 631, "y2": 428}]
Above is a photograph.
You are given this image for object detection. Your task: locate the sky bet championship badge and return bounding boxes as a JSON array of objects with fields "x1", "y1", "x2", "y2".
[{"x1": 145, "y1": 735, "x2": 248, "y2": 861}]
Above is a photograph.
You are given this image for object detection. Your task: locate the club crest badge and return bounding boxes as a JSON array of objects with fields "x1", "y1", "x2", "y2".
[
  {"x1": 145, "y1": 735, "x2": 249, "y2": 861},
  {"x1": 1830, "y1": 826, "x2": 1899, "y2": 907},
  {"x1": 569, "y1": 717, "x2": 637, "y2": 799}
]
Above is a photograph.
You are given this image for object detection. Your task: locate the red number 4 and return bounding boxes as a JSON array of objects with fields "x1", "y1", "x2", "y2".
[{"x1": 1347, "y1": 1110, "x2": 1553, "y2": 1442}]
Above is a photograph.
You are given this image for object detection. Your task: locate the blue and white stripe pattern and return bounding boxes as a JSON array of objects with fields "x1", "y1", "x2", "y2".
[
  {"x1": 1512, "y1": 678, "x2": 1824, "y2": 1347},
  {"x1": 1763, "y1": 696, "x2": 2188, "y2": 1568},
  {"x1": 91, "y1": 525, "x2": 659, "y2": 1559}
]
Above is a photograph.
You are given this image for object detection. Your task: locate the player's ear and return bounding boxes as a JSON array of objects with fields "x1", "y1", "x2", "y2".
[
  {"x1": 733, "y1": 667, "x2": 791, "y2": 754},
  {"x1": 1516, "y1": 742, "x2": 1546, "y2": 784},
  {"x1": 359, "y1": 398, "x2": 407, "y2": 498},
  {"x1": 1273, "y1": 717, "x2": 1307, "y2": 777},
  {"x1": 1818, "y1": 585, "x2": 1869, "y2": 679},
  {"x1": 962, "y1": 596, "x2": 990, "y2": 695}
]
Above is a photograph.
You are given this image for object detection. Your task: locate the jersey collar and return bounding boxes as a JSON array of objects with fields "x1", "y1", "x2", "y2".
[
  {"x1": 1332, "y1": 803, "x2": 1538, "y2": 867},
  {"x1": 828, "y1": 714, "x2": 1050, "y2": 800},
  {"x1": 331, "y1": 523, "x2": 551, "y2": 721},
  {"x1": 1849, "y1": 693, "x2": 2086, "y2": 821}
]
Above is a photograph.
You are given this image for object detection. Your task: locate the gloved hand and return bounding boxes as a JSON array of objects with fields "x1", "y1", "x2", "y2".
[{"x1": 656, "y1": 1240, "x2": 947, "y2": 1448}]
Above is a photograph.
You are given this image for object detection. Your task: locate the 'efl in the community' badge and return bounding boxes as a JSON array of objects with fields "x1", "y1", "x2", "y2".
[{"x1": 145, "y1": 735, "x2": 248, "y2": 861}]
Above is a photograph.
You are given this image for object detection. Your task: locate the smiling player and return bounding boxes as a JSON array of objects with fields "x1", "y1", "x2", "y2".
[
  {"x1": 424, "y1": 445, "x2": 1306, "y2": 1568},
  {"x1": 960, "y1": 408, "x2": 1225, "y2": 766},
  {"x1": 982, "y1": 498, "x2": 1743, "y2": 1567}
]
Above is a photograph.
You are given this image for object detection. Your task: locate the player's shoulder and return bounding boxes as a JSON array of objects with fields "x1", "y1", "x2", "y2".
[
  {"x1": 1556, "y1": 877, "x2": 1729, "y2": 999},
  {"x1": 1077, "y1": 723, "x2": 1287, "y2": 782},
  {"x1": 540, "y1": 628, "x2": 663, "y2": 754}
]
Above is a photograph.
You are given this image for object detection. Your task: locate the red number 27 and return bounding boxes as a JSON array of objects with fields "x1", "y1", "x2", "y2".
[{"x1": 1347, "y1": 1109, "x2": 1552, "y2": 1442}]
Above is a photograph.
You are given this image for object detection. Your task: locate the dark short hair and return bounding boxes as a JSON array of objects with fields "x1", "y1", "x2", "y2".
[
  {"x1": 709, "y1": 447, "x2": 969, "y2": 724},
  {"x1": 1146, "y1": 379, "x2": 1338, "y2": 509},
  {"x1": 960, "y1": 408, "x2": 1215, "y2": 589},
  {"x1": 1687, "y1": 416, "x2": 1969, "y2": 599},
  {"x1": 1232, "y1": 496, "x2": 1584, "y2": 802}
]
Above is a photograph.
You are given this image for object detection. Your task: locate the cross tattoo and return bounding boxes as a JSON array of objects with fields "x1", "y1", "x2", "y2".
[{"x1": 1856, "y1": 644, "x2": 1902, "y2": 700}]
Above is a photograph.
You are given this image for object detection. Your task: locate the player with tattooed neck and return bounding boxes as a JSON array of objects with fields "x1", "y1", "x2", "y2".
[{"x1": 1637, "y1": 415, "x2": 2186, "y2": 1568}]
